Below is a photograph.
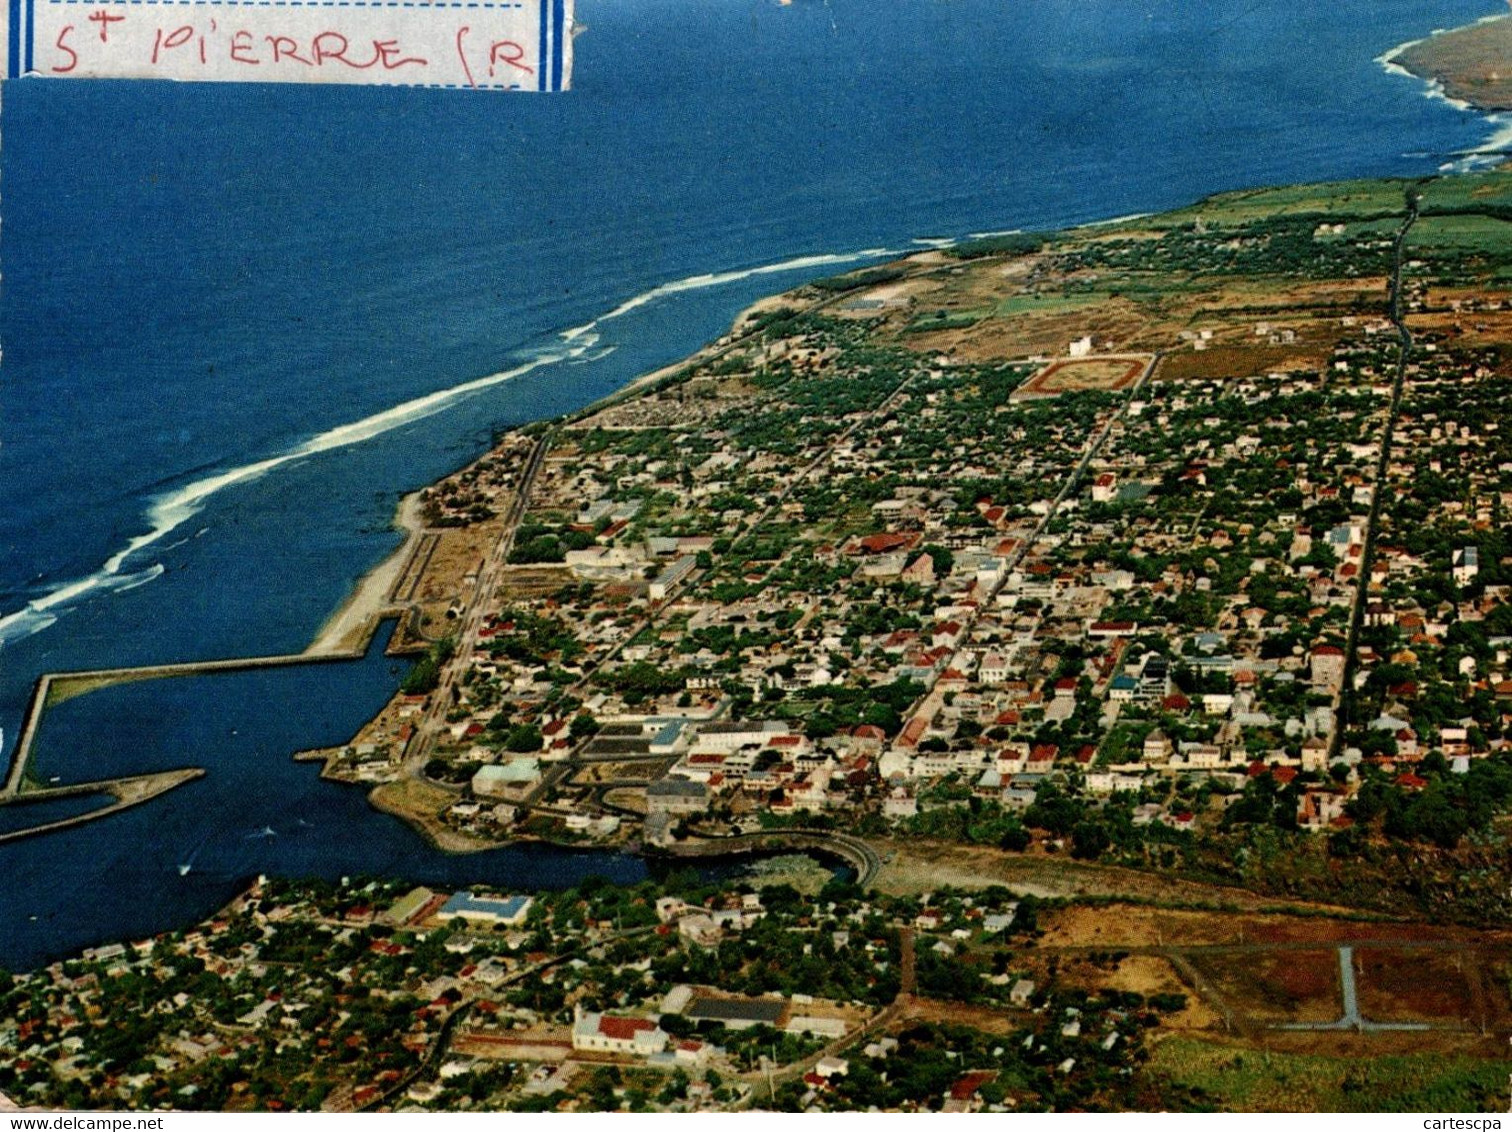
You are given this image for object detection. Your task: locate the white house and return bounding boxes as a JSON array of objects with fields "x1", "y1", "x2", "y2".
[{"x1": 572, "y1": 1009, "x2": 668, "y2": 1057}]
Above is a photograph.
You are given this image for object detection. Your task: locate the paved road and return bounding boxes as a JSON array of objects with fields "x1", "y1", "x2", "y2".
[
  {"x1": 905, "y1": 351, "x2": 1161, "y2": 712},
  {"x1": 406, "y1": 434, "x2": 549, "y2": 774},
  {"x1": 1335, "y1": 187, "x2": 1421, "y2": 748},
  {"x1": 1276, "y1": 946, "x2": 1430, "y2": 1033}
]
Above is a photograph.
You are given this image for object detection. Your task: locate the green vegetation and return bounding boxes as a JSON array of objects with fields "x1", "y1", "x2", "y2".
[
  {"x1": 1148, "y1": 1038, "x2": 1507, "y2": 1112},
  {"x1": 401, "y1": 636, "x2": 455, "y2": 695},
  {"x1": 945, "y1": 231, "x2": 1047, "y2": 259},
  {"x1": 807, "y1": 266, "x2": 907, "y2": 293}
]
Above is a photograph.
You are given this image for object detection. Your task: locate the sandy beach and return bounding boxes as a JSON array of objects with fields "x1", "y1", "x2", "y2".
[
  {"x1": 306, "y1": 490, "x2": 425, "y2": 656},
  {"x1": 305, "y1": 253, "x2": 924, "y2": 666}
]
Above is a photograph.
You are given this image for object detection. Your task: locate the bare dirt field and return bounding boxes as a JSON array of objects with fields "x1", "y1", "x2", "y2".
[
  {"x1": 1036, "y1": 903, "x2": 1256, "y2": 949},
  {"x1": 1188, "y1": 950, "x2": 1341, "y2": 1024},
  {"x1": 870, "y1": 840, "x2": 1360, "y2": 915},
  {"x1": 568, "y1": 761, "x2": 660, "y2": 786},
  {"x1": 1014, "y1": 356, "x2": 1148, "y2": 398},
  {"x1": 1353, "y1": 947, "x2": 1483, "y2": 1027},
  {"x1": 1410, "y1": 304, "x2": 1512, "y2": 356},
  {"x1": 497, "y1": 566, "x2": 576, "y2": 598},
  {"x1": 1155, "y1": 343, "x2": 1330, "y2": 382},
  {"x1": 899, "y1": 997, "x2": 1025, "y2": 1036},
  {"x1": 1051, "y1": 952, "x2": 1221, "y2": 1031}
]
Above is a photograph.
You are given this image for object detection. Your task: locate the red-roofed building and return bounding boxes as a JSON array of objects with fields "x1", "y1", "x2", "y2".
[
  {"x1": 932, "y1": 620, "x2": 964, "y2": 648},
  {"x1": 1027, "y1": 744, "x2": 1058, "y2": 773},
  {"x1": 857, "y1": 533, "x2": 913, "y2": 556},
  {"x1": 896, "y1": 717, "x2": 929, "y2": 750},
  {"x1": 571, "y1": 1009, "x2": 667, "y2": 1057}
]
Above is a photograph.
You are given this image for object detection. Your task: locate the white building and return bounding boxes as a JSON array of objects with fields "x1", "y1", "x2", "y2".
[
  {"x1": 571, "y1": 1008, "x2": 668, "y2": 1057},
  {"x1": 1453, "y1": 546, "x2": 1480, "y2": 586}
]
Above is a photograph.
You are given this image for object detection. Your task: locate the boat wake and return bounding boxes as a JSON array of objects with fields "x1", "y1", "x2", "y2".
[{"x1": 0, "y1": 245, "x2": 903, "y2": 648}]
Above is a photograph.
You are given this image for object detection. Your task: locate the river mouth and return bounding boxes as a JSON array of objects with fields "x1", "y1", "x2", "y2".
[{"x1": 647, "y1": 849, "x2": 854, "y2": 895}]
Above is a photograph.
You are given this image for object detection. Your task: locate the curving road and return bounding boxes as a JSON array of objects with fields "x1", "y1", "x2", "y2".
[{"x1": 658, "y1": 827, "x2": 883, "y2": 888}]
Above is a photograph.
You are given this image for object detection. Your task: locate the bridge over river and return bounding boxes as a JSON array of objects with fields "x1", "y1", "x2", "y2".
[{"x1": 653, "y1": 827, "x2": 883, "y2": 888}]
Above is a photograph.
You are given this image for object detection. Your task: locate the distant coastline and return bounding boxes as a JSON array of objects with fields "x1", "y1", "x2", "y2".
[{"x1": 1391, "y1": 12, "x2": 1512, "y2": 113}]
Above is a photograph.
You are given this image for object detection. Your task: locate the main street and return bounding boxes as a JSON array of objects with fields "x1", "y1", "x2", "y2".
[{"x1": 404, "y1": 433, "x2": 550, "y2": 775}]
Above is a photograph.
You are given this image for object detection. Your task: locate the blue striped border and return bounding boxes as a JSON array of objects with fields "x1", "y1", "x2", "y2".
[
  {"x1": 550, "y1": 0, "x2": 561, "y2": 90},
  {"x1": 7, "y1": 0, "x2": 20, "y2": 79},
  {"x1": 536, "y1": 0, "x2": 545, "y2": 91},
  {"x1": 3, "y1": 0, "x2": 557, "y2": 84}
]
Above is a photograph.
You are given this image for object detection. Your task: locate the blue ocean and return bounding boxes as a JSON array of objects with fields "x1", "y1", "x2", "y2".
[{"x1": 0, "y1": 0, "x2": 1504, "y2": 970}]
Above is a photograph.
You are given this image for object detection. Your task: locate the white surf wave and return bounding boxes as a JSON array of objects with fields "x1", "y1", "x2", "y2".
[
  {"x1": 0, "y1": 349, "x2": 575, "y2": 647},
  {"x1": 570, "y1": 346, "x2": 619, "y2": 365},
  {"x1": 1441, "y1": 112, "x2": 1512, "y2": 172},
  {"x1": 1376, "y1": 19, "x2": 1512, "y2": 171},
  {"x1": 0, "y1": 245, "x2": 903, "y2": 648},
  {"x1": 572, "y1": 247, "x2": 900, "y2": 332},
  {"x1": 1375, "y1": 36, "x2": 1425, "y2": 71},
  {"x1": 1076, "y1": 212, "x2": 1153, "y2": 229}
]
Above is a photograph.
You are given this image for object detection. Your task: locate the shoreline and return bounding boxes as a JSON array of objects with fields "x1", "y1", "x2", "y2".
[
  {"x1": 305, "y1": 490, "x2": 426, "y2": 656},
  {"x1": 293, "y1": 274, "x2": 907, "y2": 854},
  {"x1": 296, "y1": 289, "x2": 809, "y2": 669},
  {"x1": 1388, "y1": 13, "x2": 1512, "y2": 115},
  {"x1": 8, "y1": 166, "x2": 1510, "y2": 977}
]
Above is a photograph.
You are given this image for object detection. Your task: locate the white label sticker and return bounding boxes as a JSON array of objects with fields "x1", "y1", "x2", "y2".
[{"x1": 3, "y1": 0, "x2": 570, "y2": 87}]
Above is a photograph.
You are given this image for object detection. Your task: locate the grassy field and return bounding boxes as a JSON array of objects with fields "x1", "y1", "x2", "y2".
[
  {"x1": 1148, "y1": 1036, "x2": 1508, "y2": 1112},
  {"x1": 904, "y1": 309, "x2": 986, "y2": 333},
  {"x1": 1114, "y1": 179, "x2": 1415, "y2": 231},
  {"x1": 1100, "y1": 171, "x2": 1512, "y2": 234},
  {"x1": 1408, "y1": 212, "x2": 1512, "y2": 253},
  {"x1": 990, "y1": 292, "x2": 1110, "y2": 318}
]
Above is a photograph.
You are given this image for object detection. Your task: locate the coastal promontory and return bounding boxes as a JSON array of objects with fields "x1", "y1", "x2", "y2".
[{"x1": 1395, "y1": 14, "x2": 1512, "y2": 112}]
